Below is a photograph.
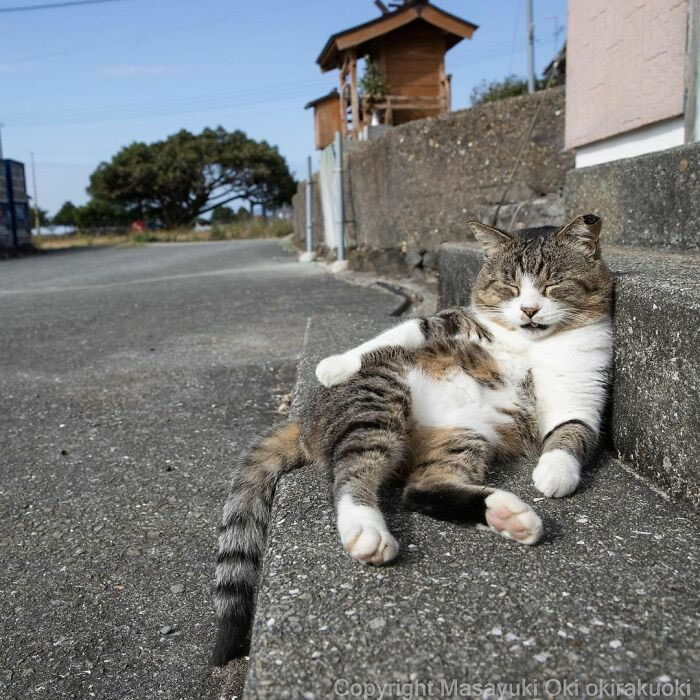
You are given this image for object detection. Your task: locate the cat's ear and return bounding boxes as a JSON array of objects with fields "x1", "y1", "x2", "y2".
[
  {"x1": 469, "y1": 221, "x2": 513, "y2": 256},
  {"x1": 557, "y1": 214, "x2": 602, "y2": 256}
]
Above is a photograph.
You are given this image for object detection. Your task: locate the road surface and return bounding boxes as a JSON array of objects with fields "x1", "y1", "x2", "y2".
[{"x1": 0, "y1": 240, "x2": 395, "y2": 700}]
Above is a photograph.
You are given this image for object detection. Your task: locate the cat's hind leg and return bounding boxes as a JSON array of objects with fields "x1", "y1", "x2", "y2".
[
  {"x1": 316, "y1": 351, "x2": 413, "y2": 565},
  {"x1": 404, "y1": 428, "x2": 543, "y2": 545},
  {"x1": 333, "y1": 428, "x2": 409, "y2": 566}
]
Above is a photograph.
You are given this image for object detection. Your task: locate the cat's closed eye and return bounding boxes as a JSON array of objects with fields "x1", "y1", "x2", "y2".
[{"x1": 500, "y1": 283, "x2": 519, "y2": 296}]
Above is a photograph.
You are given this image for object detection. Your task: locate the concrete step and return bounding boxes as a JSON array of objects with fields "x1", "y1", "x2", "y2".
[
  {"x1": 243, "y1": 296, "x2": 699, "y2": 698},
  {"x1": 564, "y1": 143, "x2": 700, "y2": 252},
  {"x1": 439, "y1": 243, "x2": 700, "y2": 507}
]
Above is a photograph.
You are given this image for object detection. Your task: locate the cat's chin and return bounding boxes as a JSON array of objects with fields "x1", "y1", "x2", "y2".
[{"x1": 521, "y1": 327, "x2": 554, "y2": 336}]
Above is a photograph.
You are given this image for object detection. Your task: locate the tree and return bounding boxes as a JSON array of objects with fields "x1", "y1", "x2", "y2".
[
  {"x1": 29, "y1": 206, "x2": 50, "y2": 229},
  {"x1": 88, "y1": 127, "x2": 296, "y2": 229},
  {"x1": 53, "y1": 201, "x2": 78, "y2": 227},
  {"x1": 360, "y1": 57, "x2": 389, "y2": 98},
  {"x1": 210, "y1": 205, "x2": 235, "y2": 225},
  {"x1": 74, "y1": 199, "x2": 129, "y2": 230}
]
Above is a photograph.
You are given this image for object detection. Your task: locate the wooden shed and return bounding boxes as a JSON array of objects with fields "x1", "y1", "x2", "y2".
[
  {"x1": 304, "y1": 90, "x2": 341, "y2": 150},
  {"x1": 312, "y1": 0, "x2": 477, "y2": 141}
]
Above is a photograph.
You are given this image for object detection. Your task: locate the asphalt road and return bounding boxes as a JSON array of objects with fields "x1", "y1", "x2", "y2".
[{"x1": 0, "y1": 240, "x2": 395, "y2": 700}]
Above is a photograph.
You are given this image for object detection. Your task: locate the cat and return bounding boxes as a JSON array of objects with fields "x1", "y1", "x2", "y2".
[{"x1": 212, "y1": 214, "x2": 613, "y2": 666}]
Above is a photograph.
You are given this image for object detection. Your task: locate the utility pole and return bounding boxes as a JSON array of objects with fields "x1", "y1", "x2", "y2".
[
  {"x1": 685, "y1": 0, "x2": 700, "y2": 142},
  {"x1": 31, "y1": 151, "x2": 41, "y2": 235},
  {"x1": 305, "y1": 156, "x2": 313, "y2": 254},
  {"x1": 0, "y1": 122, "x2": 4, "y2": 161},
  {"x1": 526, "y1": 0, "x2": 536, "y2": 94}
]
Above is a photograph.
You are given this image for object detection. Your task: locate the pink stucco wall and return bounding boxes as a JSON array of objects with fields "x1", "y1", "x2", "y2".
[{"x1": 565, "y1": 0, "x2": 688, "y2": 150}]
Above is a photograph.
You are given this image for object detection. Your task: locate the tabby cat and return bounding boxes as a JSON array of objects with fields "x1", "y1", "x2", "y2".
[{"x1": 212, "y1": 214, "x2": 613, "y2": 665}]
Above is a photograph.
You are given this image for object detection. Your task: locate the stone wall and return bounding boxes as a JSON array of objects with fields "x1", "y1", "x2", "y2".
[{"x1": 293, "y1": 86, "x2": 573, "y2": 260}]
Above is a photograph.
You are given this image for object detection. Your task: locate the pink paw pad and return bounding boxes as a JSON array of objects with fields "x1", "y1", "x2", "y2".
[{"x1": 484, "y1": 490, "x2": 543, "y2": 546}]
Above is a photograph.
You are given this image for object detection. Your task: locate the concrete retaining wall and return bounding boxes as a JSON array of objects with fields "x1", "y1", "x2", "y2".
[{"x1": 293, "y1": 87, "x2": 572, "y2": 257}]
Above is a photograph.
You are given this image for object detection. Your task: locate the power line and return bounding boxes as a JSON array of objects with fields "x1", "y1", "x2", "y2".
[
  {"x1": 448, "y1": 34, "x2": 550, "y2": 72},
  {"x1": 1, "y1": 26, "x2": 554, "y2": 129},
  {"x1": 2, "y1": 76, "x2": 333, "y2": 123},
  {"x1": 6, "y1": 91, "x2": 325, "y2": 128},
  {"x1": 0, "y1": 0, "x2": 126, "y2": 13},
  {"x1": 4, "y1": 41, "x2": 545, "y2": 128},
  {"x1": 449, "y1": 42, "x2": 527, "y2": 70},
  {"x1": 2, "y1": 0, "x2": 321, "y2": 64}
]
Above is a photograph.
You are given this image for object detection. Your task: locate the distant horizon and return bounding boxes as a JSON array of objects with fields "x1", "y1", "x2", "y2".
[{"x1": 1, "y1": 0, "x2": 566, "y2": 215}]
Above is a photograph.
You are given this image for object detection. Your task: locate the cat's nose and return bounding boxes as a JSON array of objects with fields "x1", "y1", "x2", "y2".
[{"x1": 520, "y1": 305, "x2": 540, "y2": 319}]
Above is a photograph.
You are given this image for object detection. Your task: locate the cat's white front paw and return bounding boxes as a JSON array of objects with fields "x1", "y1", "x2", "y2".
[
  {"x1": 533, "y1": 449, "x2": 580, "y2": 498},
  {"x1": 315, "y1": 353, "x2": 361, "y2": 387},
  {"x1": 484, "y1": 490, "x2": 543, "y2": 545}
]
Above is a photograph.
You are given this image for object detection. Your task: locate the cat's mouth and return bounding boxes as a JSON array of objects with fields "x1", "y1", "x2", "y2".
[{"x1": 520, "y1": 322, "x2": 549, "y2": 332}]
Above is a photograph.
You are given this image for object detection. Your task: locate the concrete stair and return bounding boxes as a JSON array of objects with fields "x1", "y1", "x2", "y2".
[
  {"x1": 439, "y1": 243, "x2": 700, "y2": 507},
  {"x1": 240, "y1": 272, "x2": 700, "y2": 698}
]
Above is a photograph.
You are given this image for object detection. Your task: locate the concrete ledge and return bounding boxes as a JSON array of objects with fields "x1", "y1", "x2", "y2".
[
  {"x1": 247, "y1": 359, "x2": 699, "y2": 695},
  {"x1": 439, "y1": 243, "x2": 700, "y2": 506},
  {"x1": 243, "y1": 277, "x2": 699, "y2": 698},
  {"x1": 565, "y1": 143, "x2": 700, "y2": 252}
]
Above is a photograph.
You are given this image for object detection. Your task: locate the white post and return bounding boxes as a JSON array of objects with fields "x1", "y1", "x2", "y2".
[
  {"x1": 334, "y1": 131, "x2": 345, "y2": 262},
  {"x1": 305, "y1": 156, "x2": 313, "y2": 253},
  {"x1": 526, "y1": 0, "x2": 536, "y2": 94},
  {"x1": 31, "y1": 151, "x2": 41, "y2": 236}
]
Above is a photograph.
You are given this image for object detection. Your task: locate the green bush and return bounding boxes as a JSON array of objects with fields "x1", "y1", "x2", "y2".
[
  {"x1": 470, "y1": 75, "x2": 530, "y2": 106},
  {"x1": 210, "y1": 225, "x2": 228, "y2": 240},
  {"x1": 130, "y1": 232, "x2": 159, "y2": 243}
]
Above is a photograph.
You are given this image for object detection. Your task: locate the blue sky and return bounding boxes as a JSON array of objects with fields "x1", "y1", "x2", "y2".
[{"x1": 0, "y1": 0, "x2": 567, "y2": 215}]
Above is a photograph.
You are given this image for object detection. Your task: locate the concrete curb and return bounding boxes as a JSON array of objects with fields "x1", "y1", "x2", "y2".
[{"x1": 243, "y1": 276, "x2": 699, "y2": 698}]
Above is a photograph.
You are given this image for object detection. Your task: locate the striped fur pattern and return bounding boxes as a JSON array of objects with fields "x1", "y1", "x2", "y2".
[
  {"x1": 213, "y1": 215, "x2": 613, "y2": 665},
  {"x1": 213, "y1": 422, "x2": 305, "y2": 665}
]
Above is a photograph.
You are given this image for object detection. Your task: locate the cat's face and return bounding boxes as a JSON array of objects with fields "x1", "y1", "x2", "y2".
[{"x1": 470, "y1": 215, "x2": 612, "y2": 338}]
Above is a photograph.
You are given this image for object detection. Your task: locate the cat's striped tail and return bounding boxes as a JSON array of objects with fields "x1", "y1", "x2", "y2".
[{"x1": 213, "y1": 420, "x2": 306, "y2": 666}]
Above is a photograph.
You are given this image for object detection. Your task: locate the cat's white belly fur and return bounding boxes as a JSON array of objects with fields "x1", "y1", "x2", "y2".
[
  {"x1": 407, "y1": 365, "x2": 521, "y2": 442},
  {"x1": 407, "y1": 316, "x2": 612, "y2": 443}
]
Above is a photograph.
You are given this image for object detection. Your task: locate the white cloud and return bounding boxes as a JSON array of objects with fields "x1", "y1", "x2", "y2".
[{"x1": 101, "y1": 64, "x2": 173, "y2": 78}]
